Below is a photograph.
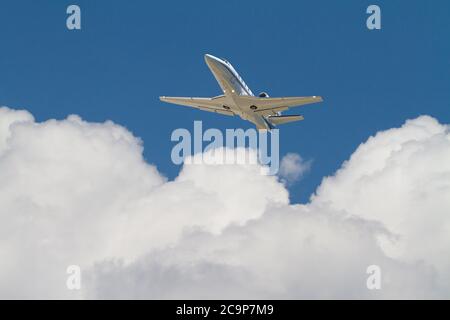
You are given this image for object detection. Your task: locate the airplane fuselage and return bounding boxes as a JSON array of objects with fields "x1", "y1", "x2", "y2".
[{"x1": 204, "y1": 54, "x2": 273, "y2": 129}]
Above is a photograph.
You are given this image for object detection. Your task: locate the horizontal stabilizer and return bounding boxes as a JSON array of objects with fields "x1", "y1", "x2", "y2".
[{"x1": 268, "y1": 115, "x2": 304, "y2": 126}]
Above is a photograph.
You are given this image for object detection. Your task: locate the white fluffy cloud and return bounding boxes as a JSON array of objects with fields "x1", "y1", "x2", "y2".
[
  {"x1": 312, "y1": 115, "x2": 450, "y2": 291},
  {"x1": 0, "y1": 106, "x2": 449, "y2": 299},
  {"x1": 279, "y1": 153, "x2": 311, "y2": 184}
]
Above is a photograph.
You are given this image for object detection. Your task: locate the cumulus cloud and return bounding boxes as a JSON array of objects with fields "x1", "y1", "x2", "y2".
[
  {"x1": 278, "y1": 153, "x2": 311, "y2": 184},
  {"x1": 312, "y1": 115, "x2": 450, "y2": 290},
  {"x1": 0, "y1": 106, "x2": 449, "y2": 299}
]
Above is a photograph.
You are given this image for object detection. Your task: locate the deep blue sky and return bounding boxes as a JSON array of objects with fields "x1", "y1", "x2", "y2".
[{"x1": 0, "y1": 0, "x2": 449, "y2": 203}]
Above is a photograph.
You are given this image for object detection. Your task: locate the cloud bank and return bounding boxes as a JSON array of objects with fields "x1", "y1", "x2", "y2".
[{"x1": 0, "y1": 106, "x2": 448, "y2": 299}]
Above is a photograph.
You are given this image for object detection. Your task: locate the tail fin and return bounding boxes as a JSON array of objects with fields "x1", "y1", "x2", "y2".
[{"x1": 267, "y1": 115, "x2": 304, "y2": 126}]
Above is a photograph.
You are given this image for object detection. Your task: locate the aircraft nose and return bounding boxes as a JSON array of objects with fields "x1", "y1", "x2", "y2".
[
  {"x1": 204, "y1": 54, "x2": 215, "y2": 64},
  {"x1": 204, "y1": 54, "x2": 219, "y2": 70},
  {"x1": 204, "y1": 54, "x2": 224, "y2": 74}
]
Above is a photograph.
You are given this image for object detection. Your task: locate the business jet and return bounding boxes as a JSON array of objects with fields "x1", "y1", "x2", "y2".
[{"x1": 160, "y1": 54, "x2": 323, "y2": 130}]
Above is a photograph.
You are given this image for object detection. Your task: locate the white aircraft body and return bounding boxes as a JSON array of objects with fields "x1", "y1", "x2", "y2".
[{"x1": 160, "y1": 54, "x2": 323, "y2": 130}]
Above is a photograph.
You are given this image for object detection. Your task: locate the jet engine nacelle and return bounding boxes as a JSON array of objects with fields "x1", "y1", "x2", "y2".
[{"x1": 258, "y1": 92, "x2": 269, "y2": 98}]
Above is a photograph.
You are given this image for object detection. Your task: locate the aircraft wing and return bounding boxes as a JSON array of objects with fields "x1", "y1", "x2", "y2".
[
  {"x1": 238, "y1": 95, "x2": 323, "y2": 116},
  {"x1": 159, "y1": 95, "x2": 234, "y2": 116}
]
